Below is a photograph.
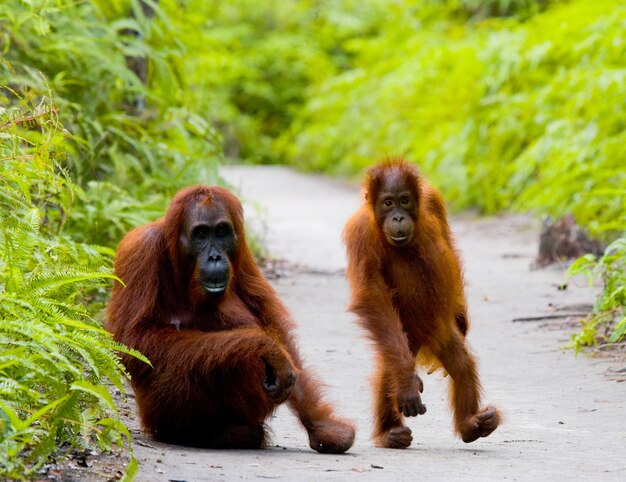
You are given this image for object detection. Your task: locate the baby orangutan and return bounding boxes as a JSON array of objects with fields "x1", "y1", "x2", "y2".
[{"x1": 343, "y1": 158, "x2": 500, "y2": 448}]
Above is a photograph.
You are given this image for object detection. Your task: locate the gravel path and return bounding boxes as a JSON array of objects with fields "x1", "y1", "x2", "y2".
[{"x1": 129, "y1": 165, "x2": 625, "y2": 481}]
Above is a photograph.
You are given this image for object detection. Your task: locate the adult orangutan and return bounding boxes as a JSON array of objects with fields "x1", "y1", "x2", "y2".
[
  {"x1": 343, "y1": 158, "x2": 500, "y2": 448},
  {"x1": 107, "y1": 185, "x2": 355, "y2": 452}
]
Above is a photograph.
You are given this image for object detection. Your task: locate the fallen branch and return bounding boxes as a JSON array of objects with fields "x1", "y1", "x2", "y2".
[{"x1": 512, "y1": 313, "x2": 589, "y2": 322}]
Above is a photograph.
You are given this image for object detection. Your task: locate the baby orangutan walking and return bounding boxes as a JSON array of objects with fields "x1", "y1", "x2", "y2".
[{"x1": 343, "y1": 158, "x2": 500, "y2": 448}]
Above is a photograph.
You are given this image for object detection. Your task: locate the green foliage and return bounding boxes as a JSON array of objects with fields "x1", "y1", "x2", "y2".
[
  {"x1": 451, "y1": 0, "x2": 554, "y2": 18},
  {"x1": 162, "y1": 0, "x2": 389, "y2": 163},
  {"x1": 566, "y1": 238, "x2": 626, "y2": 353},
  {"x1": 0, "y1": 97, "x2": 147, "y2": 478},
  {"x1": 278, "y1": 0, "x2": 625, "y2": 237},
  {"x1": 0, "y1": 0, "x2": 221, "y2": 246}
]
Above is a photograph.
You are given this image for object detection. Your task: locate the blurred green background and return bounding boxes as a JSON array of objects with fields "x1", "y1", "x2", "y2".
[{"x1": 1, "y1": 0, "x2": 624, "y2": 477}]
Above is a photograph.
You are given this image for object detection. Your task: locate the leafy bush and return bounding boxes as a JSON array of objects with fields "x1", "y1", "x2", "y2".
[
  {"x1": 0, "y1": 97, "x2": 147, "y2": 478},
  {"x1": 566, "y1": 238, "x2": 626, "y2": 353},
  {"x1": 279, "y1": 0, "x2": 625, "y2": 237},
  {"x1": 0, "y1": 0, "x2": 221, "y2": 246},
  {"x1": 162, "y1": 0, "x2": 389, "y2": 163}
]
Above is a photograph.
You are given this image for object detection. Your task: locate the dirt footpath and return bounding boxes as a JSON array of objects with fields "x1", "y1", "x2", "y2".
[{"x1": 129, "y1": 165, "x2": 626, "y2": 481}]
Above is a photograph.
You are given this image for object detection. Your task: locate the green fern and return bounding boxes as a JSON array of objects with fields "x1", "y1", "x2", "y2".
[
  {"x1": 566, "y1": 238, "x2": 626, "y2": 352},
  {"x1": 0, "y1": 100, "x2": 147, "y2": 479}
]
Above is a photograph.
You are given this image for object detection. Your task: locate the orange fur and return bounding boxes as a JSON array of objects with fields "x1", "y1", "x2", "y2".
[
  {"x1": 107, "y1": 186, "x2": 355, "y2": 452},
  {"x1": 343, "y1": 158, "x2": 500, "y2": 447}
]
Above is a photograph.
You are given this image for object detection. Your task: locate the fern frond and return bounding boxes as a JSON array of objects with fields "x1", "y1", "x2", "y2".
[
  {"x1": 0, "y1": 186, "x2": 33, "y2": 211},
  {"x1": 20, "y1": 270, "x2": 118, "y2": 297}
]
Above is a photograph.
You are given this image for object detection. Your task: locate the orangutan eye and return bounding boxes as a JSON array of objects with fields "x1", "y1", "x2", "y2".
[
  {"x1": 191, "y1": 225, "x2": 210, "y2": 240},
  {"x1": 215, "y1": 222, "x2": 231, "y2": 238},
  {"x1": 401, "y1": 197, "x2": 410, "y2": 205},
  {"x1": 384, "y1": 199, "x2": 393, "y2": 207}
]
